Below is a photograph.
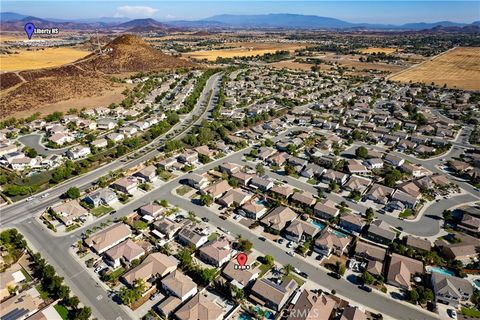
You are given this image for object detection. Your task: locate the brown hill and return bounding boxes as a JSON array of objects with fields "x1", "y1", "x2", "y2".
[
  {"x1": 77, "y1": 34, "x2": 192, "y2": 73},
  {"x1": 0, "y1": 34, "x2": 194, "y2": 118}
]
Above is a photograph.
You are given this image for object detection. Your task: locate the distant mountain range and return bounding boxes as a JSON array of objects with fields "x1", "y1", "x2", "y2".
[{"x1": 1, "y1": 11, "x2": 478, "y2": 31}]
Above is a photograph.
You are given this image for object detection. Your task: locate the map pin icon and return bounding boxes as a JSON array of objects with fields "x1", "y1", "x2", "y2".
[
  {"x1": 236, "y1": 253, "x2": 247, "y2": 267},
  {"x1": 24, "y1": 23, "x2": 35, "y2": 40}
]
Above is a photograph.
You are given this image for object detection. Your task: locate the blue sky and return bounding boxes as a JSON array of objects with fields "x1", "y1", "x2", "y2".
[{"x1": 2, "y1": 1, "x2": 479, "y2": 24}]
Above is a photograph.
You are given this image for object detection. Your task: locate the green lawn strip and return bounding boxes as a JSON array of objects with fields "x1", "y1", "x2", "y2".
[
  {"x1": 208, "y1": 232, "x2": 219, "y2": 241},
  {"x1": 54, "y1": 303, "x2": 69, "y2": 320},
  {"x1": 176, "y1": 186, "x2": 193, "y2": 196},
  {"x1": 461, "y1": 307, "x2": 480, "y2": 318},
  {"x1": 91, "y1": 205, "x2": 113, "y2": 217},
  {"x1": 258, "y1": 263, "x2": 271, "y2": 277},
  {"x1": 282, "y1": 273, "x2": 305, "y2": 286}
]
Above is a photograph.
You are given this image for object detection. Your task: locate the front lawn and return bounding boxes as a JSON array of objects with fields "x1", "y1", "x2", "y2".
[
  {"x1": 176, "y1": 186, "x2": 193, "y2": 196},
  {"x1": 461, "y1": 307, "x2": 480, "y2": 318},
  {"x1": 282, "y1": 273, "x2": 305, "y2": 286},
  {"x1": 91, "y1": 205, "x2": 113, "y2": 217},
  {"x1": 208, "y1": 232, "x2": 219, "y2": 241},
  {"x1": 399, "y1": 209, "x2": 414, "y2": 219},
  {"x1": 54, "y1": 303, "x2": 69, "y2": 320}
]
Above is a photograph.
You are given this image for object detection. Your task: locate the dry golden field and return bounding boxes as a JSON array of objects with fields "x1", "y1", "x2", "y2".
[
  {"x1": 183, "y1": 42, "x2": 307, "y2": 61},
  {"x1": 1, "y1": 48, "x2": 90, "y2": 72},
  {"x1": 390, "y1": 47, "x2": 480, "y2": 90},
  {"x1": 358, "y1": 47, "x2": 400, "y2": 54}
]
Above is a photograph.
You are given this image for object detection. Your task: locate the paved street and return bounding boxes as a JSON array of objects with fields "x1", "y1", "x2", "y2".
[{"x1": 18, "y1": 133, "x2": 71, "y2": 156}]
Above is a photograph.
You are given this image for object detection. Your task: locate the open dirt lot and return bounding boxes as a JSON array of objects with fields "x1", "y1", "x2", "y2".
[
  {"x1": 1, "y1": 47, "x2": 90, "y2": 72},
  {"x1": 358, "y1": 47, "x2": 400, "y2": 54},
  {"x1": 183, "y1": 42, "x2": 307, "y2": 61},
  {"x1": 390, "y1": 47, "x2": 480, "y2": 90}
]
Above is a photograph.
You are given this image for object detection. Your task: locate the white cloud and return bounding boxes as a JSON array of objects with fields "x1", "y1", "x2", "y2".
[{"x1": 114, "y1": 6, "x2": 158, "y2": 18}]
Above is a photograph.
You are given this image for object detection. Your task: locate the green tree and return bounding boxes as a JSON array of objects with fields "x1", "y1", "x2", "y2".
[
  {"x1": 256, "y1": 163, "x2": 265, "y2": 175},
  {"x1": 200, "y1": 194, "x2": 213, "y2": 206},
  {"x1": 355, "y1": 146, "x2": 369, "y2": 159},
  {"x1": 366, "y1": 208, "x2": 375, "y2": 223},
  {"x1": 237, "y1": 239, "x2": 253, "y2": 252},
  {"x1": 361, "y1": 271, "x2": 375, "y2": 285},
  {"x1": 65, "y1": 187, "x2": 81, "y2": 199},
  {"x1": 283, "y1": 264, "x2": 293, "y2": 276}
]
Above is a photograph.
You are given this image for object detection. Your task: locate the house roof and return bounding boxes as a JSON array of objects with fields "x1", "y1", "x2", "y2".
[
  {"x1": 340, "y1": 306, "x2": 367, "y2": 320},
  {"x1": 270, "y1": 185, "x2": 294, "y2": 197},
  {"x1": 105, "y1": 239, "x2": 145, "y2": 263},
  {"x1": 387, "y1": 253, "x2": 424, "y2": 288},
  {"x1": 198, "y1": 236, "x2": 232, "y2": 264},
  {"x1": 285, "y1": 220, "x2": 318, "y2": 238},
  {"x1": 217, "y1": 189, "x2": 251, "y2": 206},
  {"x1": 85, "y1": 223, "x2": 131, "y2": 253},
  {"x1": 174, "y1": 294, "x2": 223, "y2": 320},
  {"x1": 204, "y1": 180, "x2": 232, "y2": 198},
  {"x1": 290, "y1": 291, "x2": 336, "y2": 320},
  {"x1": 251, "y1": 278, "x2": 297, "y2": 306},
  {"x1": 222, "y1": 258, "x2": 260, "y2": 287},
  {"x1": 51, "y1": 200, "x2": 88, "y2": 223},
  {"x1": 315, "y1": 229, "x2": 350, "y2": 250},
  {"x1": 355, "y1": 241, "x2": 386, "y2": 261},
  {"x1": 367, "y1": 220, "x2": 396, "y2": 241},
  {"x1": 405, "y1": 236, "x2": 432, "y2": 251},
  {"x1": 431, "y1": 273, "x2": 473, "y2": 298},
  {"x1": 261, "y1": 206, "x2": 297, "y2": 231},
  {"x1": 291, "y1": 191, "x2": 316, "y2": 206},
  {"x1": 161, "y1": 270, "x2": 197, "y2": 298},
  {"x1": 123, "y1": 252, "x2": 177, "y2": 286}
]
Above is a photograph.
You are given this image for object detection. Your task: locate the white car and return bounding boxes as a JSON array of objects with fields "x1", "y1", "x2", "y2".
[
  {"x1": 448, "y1": 309, "x2": 457, "y2": 319},
  {"x1": 287, "y1": 251, "x2": 295, "y2": 257},
  {"x1": 42, "y1": 193, "x2": 50, "y2": 198},
  {"x1": 26, "y1": 196, "x2": 35, "y2": 202},
  {"x1": 287, "y1": 241, "x2": 293, "y2": 248}
]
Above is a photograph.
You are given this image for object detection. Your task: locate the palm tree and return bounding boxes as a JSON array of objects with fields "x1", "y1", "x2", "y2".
[{"x1": 283, "y1": 264, "x2": 293, "y2": 276}]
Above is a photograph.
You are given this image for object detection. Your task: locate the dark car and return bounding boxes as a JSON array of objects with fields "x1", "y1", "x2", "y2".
[
  {"x1": 220, "y1": 215, "x2": 227, "y2": 220},
  {"x1": 201, "y1": 217, "x2": 209, "y2": 222},
  {"x1": 258, "y1": 237, "x2": 266, "y2": 241},
  {"x1": 328, "y1": 272, "x2": 341, "y2": 279},
  {"x1": 358, "y1": 285, "x2": 372, "y2": 292},
  {"x1": 300, "y1": 272, "x2": 309, "y2": 279},
  {"x1": 110, "y1": 210, "x2": 117, "y2": 215}
]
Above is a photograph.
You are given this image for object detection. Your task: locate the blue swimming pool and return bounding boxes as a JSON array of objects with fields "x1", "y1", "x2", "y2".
[
  {"x1": 256, "y1": 199, "x2": 268, "y2": 206},
  {"x1": 474, "y1": 279, "x2": 480, "y2": 289},
  {"x1": 238, "y1": 314, "x2": 252, "y2": 320},
  {"x1": 310, "y1": 220, "x2": 326, "y2": 230},
  {"x1": 430, "y1": 266, "x2": 456, "y2": 277},
  {"x1": 331, "y1": 229, "x2": 348, "y2": 238}
]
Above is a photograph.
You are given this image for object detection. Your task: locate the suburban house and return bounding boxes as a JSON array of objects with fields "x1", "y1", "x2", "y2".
[
  {"x1": 177, "y1": 150, "x2": 198, "y2": 165},
  {"x1": 435, "y1": 237, "x2": 479, "y2": 264},
  {"x1": 290, "y1": 191, "x2": 316, "y2": 207},
  {"x1": 158, "y1": 157, "x2": 177, "y2": 171},
  {"x1": 384, "y1": 154, "x2": 405, "y2": 167},
  {"x1": 431, "y1": 273, "x2": 473, "y2": 308},
  {"x1": 183, "y1": 173, "x2": 209, "y2": 190},
  {"x1": 322, "y1": 169, "x2": 349, "y2": 186},
  {"x1": 405, "y1": 236, "x2": 432, "y2": 253},
  {"x1": 0, "y1": 291, "x2": 42, "y2": 320},
  {"x1": 133, "y1": 165, "x2": 157, "y2": 182},
  {"x1": 66, "y1": 146, "x2": 91, "y2": 160},
  {"x1": 174, "y1": 294, "x2": 223, "y2": 320},
  {"x1": 365, "y1": 220, "x2": 397, "y2": 245},
  {"x1": 83, "y1": 188, "x2": 118, "y2": 208},
  {"x1": 314, "y1": 228, "x2": 351, "y2": 257},
  {"x1": 222, "y1": 258, "x2": 260, "y2": 289},
  {"x1": 386, "y1": 253, "x2": 424, "y2": 290},
  {"x1": 250, "y1": 278, "x2": 298, "y2": 311},
  {"x1": 85, "y1": 223, "x2": 132, "y2": 254},
  {"x1": 458, "y1": 214, "x2": 480, "y2": 235},
  {"x1": 364, "y1": 158, "x2": 384, "y2": 170},
  {"x1": 197, "y1": 236, "x2": 233, "y2": 267},
  {"x1": 177, "y1": 226, "x2": 209, "y2": 248},
  {"x1": 290, "y1": 290, "x2": 337, "y2": 320},
  {"x1": 340, "y1": 306, "x2": 367, "y2": 320},
  {"x1": 283, "y1": 220, "x2": 318, "y2": 242},
  {"x1": 238, "y1": 201, "x2": 268, "y2": 220},
  {"x1": 338, "y1": 214, "x2": 365, "y2": 235},
  {"x1": 354, "y1": 241, "x2": 386, "y2": 263},
  {"x1": 153, "y1": 218, "x2": 188, "y2": 240},
  {"x1": 249, "y1": 176, "x2": 274, "y2": 191},
  {"x1": 269, "y1": 185, "x2": 294, "y2": 200},
  {"x1": 347, "y1": 160, "x2": 370, "y2": 175},
  {"x1": 343, "y1": 175, "x2": 372, "y2": 194},
  {"x1": 202, "y1": 180, "x2": 232, "y2": 200},
  {"x1": 230, "y1": 171, "x2": 253, "y2": 187},
  {"x1": 219, "y1": 162, "x2": 241, "y2": 175},
  {"x1": 314, "y1": 199, "x2": 339, "y2": 220},
  {"x1": 51, "y1": 201, "x2": 89, "y2": 226},
  {"x1": 217, "y1": 188, "x2": 252, "y2": 208},
  {"x1": 161, "y1": 270, "x2": 198, "y2": 302},
  {"x1": 139, "y1": 203, "x2": 165, "y2": 219},
  {"x1": 261, "y1": 206, "x2": 297, "y2": 232},
  {"x1": 365, "y1": 183, "x2": 394, "y2": 205},
  {"x1": 104, "y1": 239, "x2": 145, "y2": 268},
  {"x1": 388, "y1": 190, "x2": 418, "y2": 210},
  {"x1": 122, "y1": 252, "x2": 177, "y2": 287},
  {"x1": 111, "y1": 177, "x2": 138, "y2": 195}
]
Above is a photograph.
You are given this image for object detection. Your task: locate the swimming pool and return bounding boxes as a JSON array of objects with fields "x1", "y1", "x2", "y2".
[
  {"x1": 310, "y1": 220, "x2": 326, "y2": 230},
  {"x1": 331, "y1": 229, "x2": 348, "y2": 238},
  {"x1": 238, "y1": 314, "x2": 252, "y2": 320},
  {"x1": 474, "y1": 278, "x2": 480, "y2": 289},
  {"x1": 256, "y1": 199, "x2": 268, "y2": 206},
  {"x1": 430, "y1": 266, "x2": 456, "y2": 277}
]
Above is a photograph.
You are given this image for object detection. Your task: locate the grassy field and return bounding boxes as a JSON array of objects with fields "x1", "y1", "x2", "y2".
[
  {"x1": 358, "y1": 47, "x2": 400, "y2": 54},
  {"x1": 54, "y1": 304, "x2": 69, "y2": 320},
  {"x1": 184, "y1": 42, "x2": 307, "y2": 61},
  {"x1": 390, "y1": 47, "x2": 480, "y2": 90},
  {"x1": 1, "y1": 47, "x2": 89, "y2": 72}
]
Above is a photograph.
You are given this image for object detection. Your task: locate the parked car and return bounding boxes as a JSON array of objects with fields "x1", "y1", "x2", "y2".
[
  {"x1": 358, "y1": 285, "x2": 372, "y2": 292},
  {"x1": 299, "y1": 272, "x2": 309, "y2": 279},
  {"x1": 201, "y1": 217, "x2": 209, "y2": 222},
  {"x1": 277, "y1": 238, "x2": 285, "y2": 244},
  {"x1": 258, "y1": 237, "x2": 266, "y2": 241},
  {"x1": 287, "y1": 251, "x2": 295, "y2": 257},
  {"x1": 448, "y1": 309, "x2": 457, "y2": 319},
  {"x1": 149, "y1": 291, "x2": 160, "y2": 301},
  {"x1": 328, "y1": 272, "x2": 341, "y2": 279}
]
